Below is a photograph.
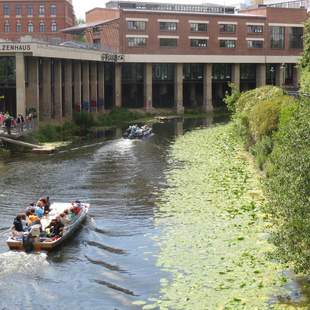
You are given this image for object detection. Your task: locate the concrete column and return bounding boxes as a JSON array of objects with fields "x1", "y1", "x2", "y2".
[
  {"x1": 256, "y1": 64, "x2": 266, "y2": 87},
  {"x1": 26, "y1": 57, "x2": 39, "y2": 119},
  {"x1": 144, "y1": 63, "x2": 153, "y2": 112},
  {"x1": 203, "y1": 63, "x2": 213, "y2": 112},
  {"x1": 64, "y1": 60, "x2": 73, "y2": 119},
  {"x1": 73, "y1": 61, "x2": 81, "y2": 112},
  {"x1": 276, "y1": 64, "x2": 285, "y2": 87},
  {"x1": 115, "y1": 63, "x2": 122, "y2": 108},
  {"x1": 97, "y1": 63, "x2": 105, "y2": 112},
  {"x1": 15, "y1": 54, "x2": 26, "y2": 117},
  {"x1": 82, "y1": 62, "x2": 90, "y2": 111},
  {"x1": 40, "y1": 58, "x2": 52, "y2": 121},
  {"x1": 174, "y1": 63, "x2": 184, "y2": 114},
  {"x1": 54, "y1": 60, "x2": 62, "y2": 121},
  {"x1": 90, "y1": 62, "x2": 98, "y2": 112},
  {"x1": 232, "y1": 63, "x2": 240, "y2": 91}
]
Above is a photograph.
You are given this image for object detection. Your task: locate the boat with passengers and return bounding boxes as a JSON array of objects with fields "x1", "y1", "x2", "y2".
[{"x1": 7, "y1": 201, "x2": 89, "y2": 252}]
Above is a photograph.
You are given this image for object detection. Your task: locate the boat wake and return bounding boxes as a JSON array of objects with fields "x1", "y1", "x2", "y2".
[{"x1": 0, "y1": 251, "x2": 48, "y2": 277}]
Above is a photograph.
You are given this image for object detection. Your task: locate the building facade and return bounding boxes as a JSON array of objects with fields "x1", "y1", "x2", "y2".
[
  {"x1": 79, "y1": 2, "x2": 307, "y2": 112},
  {"x1": 0, "y1": 2, "x2": 308, "y2": 121},
  {"x1": 0, "y1": 0, "x2": 75, "y2": 42}
]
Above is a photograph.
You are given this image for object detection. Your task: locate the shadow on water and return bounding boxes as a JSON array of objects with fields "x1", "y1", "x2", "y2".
[{"x1": 0, "y1": 113, "x2": 236, "y2": 309}]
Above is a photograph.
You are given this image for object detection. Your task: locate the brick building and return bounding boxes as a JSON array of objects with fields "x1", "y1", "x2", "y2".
[
  {"x1": 0, "y1": 1, "x2": 308, "y2": 121},
  {"x1": 72, "y1": 1, "x2": 307, "y2": 111},
  {"x1": 0, "y1": 0, "x2": 75, "y2": 42}
]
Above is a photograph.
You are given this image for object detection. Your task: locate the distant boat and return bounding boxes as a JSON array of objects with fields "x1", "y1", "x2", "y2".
[
  {"x1": 7, "y1": 202, "x2": 89, "y2": 252},
  {"x1": 123, "y1": 125, "x2": 153, "y2": 139}
]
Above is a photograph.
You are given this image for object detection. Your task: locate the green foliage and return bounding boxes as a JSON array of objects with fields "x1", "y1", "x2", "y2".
[
  {"x1": 248, "y1": 95, "x2": 294, "y2": 142},
  {"x1": 232, "y1": 86, "x2": 287, "y2": 149},
  {"x1": 73, "y1": 111, "x2": 95, "y2": 135},
  {"x1": 250, "y1": 136, "x2": 273, "y2": 170},
  {"x1": 278, "y1": 99, "x2": 299, "y2": 129},
  {"x1": 96, "y1": 108, "x2": 146, "y2": 127},
  {"x1": 265, "y1": 103, "x2": 310, "y2": 273},
  {"x1": 223, "y1": 83, "x2": 241, "y2": 113},
  {"x1": 235, "y1": 86, "x2": 284, "y2": 114},
  {"x1": 300, "y1": 68, "x2": 310, "y2": 94},
  {"x1": 299, "y1": 18, "x2": 310, "y2": 69}
]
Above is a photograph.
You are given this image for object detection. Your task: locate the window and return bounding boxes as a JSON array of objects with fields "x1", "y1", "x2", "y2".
[
  {"x1": 127, "y1": 21, "x2": 146, "y2": 31},
  {"x1": 3, "y1": 4, "x2": 9, "y2": 16},
  {"x1": 159, "y1": 22, "x2": 177, "y2": 31},
  {"x1": 247, "y1": 40, "x2": 263, "y2": 48},
  {"x1": 219, "y1": 24, "x2": 236, "y2": 33},
  {"x1": 16, "y1": 5, "x2": 21, "y2": 16},
  {"x1": 27, "y1": 5, "x2": 33, "y2": 16},
  {"x1": 271, "y1": 26, "x2": 285, "y2": 48},
  {"x1": 247, "y1": 25, "x2": 263, "y2": 33},
  {"x1": 159, "y1": 38, "x2": 177, "y2": 47},
  {"x1": 28, "y1": 21, "x2": 33, "y2": 32},
  {"x1": 39, "y1": 4, "x2": 45, "y2": 16},
  {"x1": 212, "y1": 64, "x2": 232, "y2": 80},
  {"x1": 219, "y1": 39, "x2": 236, "y2": 48},
  {"x1": 190, "y1": 39, "x2": 208, "y2": 48},
  {"x1": 4, "y1": 21, "x2": 10, "y2": 33},
  {"x1": 39, "y1": 22, "x2": 45, "y2": 32},
  {"x1": 16, "y1": 21, "x2": 21, "y2": 32},
  {"x1": 190, "y1": 23, "x2": 208, "y2": 32},
  {"x1": 51, "y1": 21, "x2": 57, "y2": 32},
  {"x1": 240, "y1": 64, "x2": 256, "y2": 80},
  {"x1": 289, "y1": 27, "x2": 303, "y2": 49},
  {"x1": 127, "y1": 37, "x2": 147, "y2": 47},
  {"x1": 50, "y1": 4, "x2": 56, "y2": 16}
]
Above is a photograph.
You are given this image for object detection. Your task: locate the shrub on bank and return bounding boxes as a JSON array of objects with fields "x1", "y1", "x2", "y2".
[
  {"x1": 265, "y1": 102, "x2": 310, "y2": 272},
  {"x1": 96, "y1": 108, "x2": 146, "y2": 127}
]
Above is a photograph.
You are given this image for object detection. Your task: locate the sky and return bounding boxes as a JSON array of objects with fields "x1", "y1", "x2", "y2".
[{"x1": 72, "y1": 0, "x2": 240, "y2": 19}]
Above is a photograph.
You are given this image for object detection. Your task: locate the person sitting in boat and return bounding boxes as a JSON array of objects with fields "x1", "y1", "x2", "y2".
[
  {"x1": 60, "y1": 211, "x2": 70, "y2": 226},
  {"x1": 26, "y1": 209, "x2": 40, "y2": 226},
  {"x1": 71, "y1": 201, "x2": 82, "y2": 216},
  {"x1": 34, "y1": 201, "x2": 44, "y2": 218},
  {"x1": 46, "y1": 216, "x2": 64, "y2": 238},
  {"x1": 12, "y1": 213, "x2": 26, "y2": 236},
  {"x1": 36, "y1": 197, "x2": 50, "y2": 215}
]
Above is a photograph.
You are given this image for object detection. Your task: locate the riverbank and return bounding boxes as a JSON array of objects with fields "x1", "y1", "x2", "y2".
[{"x1": 144, "y1": 123, "x2": 290, "y2": 309}]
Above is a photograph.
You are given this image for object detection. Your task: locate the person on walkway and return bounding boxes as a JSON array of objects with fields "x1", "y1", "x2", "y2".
[{"x1": 4, "y1": 114, "x2": 12, "y2": 135}]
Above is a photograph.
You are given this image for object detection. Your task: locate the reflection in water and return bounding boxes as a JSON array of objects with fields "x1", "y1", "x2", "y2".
[{"x1": 0, "y1": 116, "x2": 228, "y2": 309}]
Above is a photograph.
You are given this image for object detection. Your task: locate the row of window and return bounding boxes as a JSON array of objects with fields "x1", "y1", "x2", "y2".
[
  {"x1": 127, "y1": 20, "x2": 264, "y2": 34},
  {"x1": 3, "y1": 21, "x2": 57, "y2": 33},
  {"x1": 127, "y1": 35, "x2": 302, "y2": 49},
  {"x1": 2, "y1": 3, "x2": 57, "y2": 17}
]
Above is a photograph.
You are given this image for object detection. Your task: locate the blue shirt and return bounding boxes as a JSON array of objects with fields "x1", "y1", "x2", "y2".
[{"x1": 34, "y1": 206, "x2": 44, "y2": 218}]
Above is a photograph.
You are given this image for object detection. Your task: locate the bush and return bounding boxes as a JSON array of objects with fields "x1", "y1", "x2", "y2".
[
  {"x1": 248, "y1": 95, "x2": 295, "y2": 142},
  {"x1": 278, "y1": 99, "x2": 299, "y2": 129},
  {"x1": 250, "y1": 136, "x2": 273, "y2": 170},
  {"x1": 223, "y1": 83, "x2": 241, "y2": 113},
  {"x1": 235, "y1": 86, "x2": 284, "y2": 114},
  {"x1": 96, "y1": 108, "x2": 145, "y2": 127},
  {"x1": 73, "y1": 111, "x2": 95, "y2": 134},
  {"x1": 35, "y1": 124, "x2": 62, "y2": 142},
  {"x1": 265, "y1": 102, "x2": 310, "y2": 272}
]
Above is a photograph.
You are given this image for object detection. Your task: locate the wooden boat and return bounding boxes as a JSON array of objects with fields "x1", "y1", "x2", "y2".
[{"x1": 7, "y1": 202, "x2": 90, "y2": 251}]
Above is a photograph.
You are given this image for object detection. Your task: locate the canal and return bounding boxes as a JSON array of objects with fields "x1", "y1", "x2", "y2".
[{"x1": 0, "y1": 116, "x2": 218, "y2": 310}]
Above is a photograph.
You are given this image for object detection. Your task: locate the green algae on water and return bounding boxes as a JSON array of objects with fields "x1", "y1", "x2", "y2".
[{"x1": 147, "y1": 124, "x2": 289, "y2": 309}]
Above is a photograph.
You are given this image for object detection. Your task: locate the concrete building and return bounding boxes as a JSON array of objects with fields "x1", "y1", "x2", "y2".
[
  {"x1": 0, "y1": 0, "x2": 75, "y2": 43},
  {"x1": 0, "y1": 1, "x2": 307, "y2": 121}
]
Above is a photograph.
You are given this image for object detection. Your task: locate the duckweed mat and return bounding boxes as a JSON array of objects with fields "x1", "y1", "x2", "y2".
[{"x1": 145, "y1": 124, "x2": 292, "y2": 309}]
